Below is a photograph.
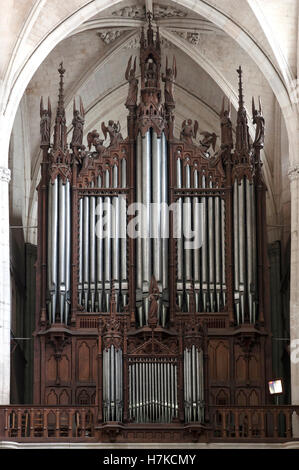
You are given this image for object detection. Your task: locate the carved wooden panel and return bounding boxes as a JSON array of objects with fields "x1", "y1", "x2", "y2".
[
  {"x1": 208, "y1": 340, "x2": 230, "y2": 382},
  {"x1": 77, "y1": 341, "x2": 90, "y2": 382},
  {"x1": 59, "y1": 354, "x2": 71, "y2": 383},
  {"x1": 46, "y1": 355, "x2": 57, "y2": 383},
  {"x1": 46, "y1": 388, "x2": 58, "y2": 405}
]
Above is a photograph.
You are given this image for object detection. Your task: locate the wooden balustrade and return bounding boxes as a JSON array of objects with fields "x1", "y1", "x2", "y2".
[
  {"x1": 0, "y1": 405, "x2": 299, "y2": 442},
  {"x1": 0, "y1": 406, "x2": 97, "y2": 440},
  {"x1": 209, "y1": 406, "x2": 299, "y2": 440}
]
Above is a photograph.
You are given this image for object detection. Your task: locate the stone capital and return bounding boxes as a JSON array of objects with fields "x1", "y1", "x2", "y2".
[
  {"x1": 0, "y1": 167, "x2": 11, "y2": 183},
  {"x1": 288, "y1": 165, "x2": 299, "y2": 182}
]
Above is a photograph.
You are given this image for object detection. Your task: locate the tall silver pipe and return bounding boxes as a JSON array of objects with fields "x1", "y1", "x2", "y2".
[
  {"x1": 176, "y1": 158, "x2": 183, "y2": 309},
  {"x1": 120, "y1": 159, "x2": 127, "y2": 307},
  {"x1": 202, "y1": 176, "x2": 208, "y2": 311},
  {"x1": 152, "y1": 132, "x2": 162, "y2": 284},
  {"x1": 192, "y1": 345, "x2": 196, "y2": 421},
  {"x1": 136, "y1": 133, "x2": 143, "y2": 325},
  {"x1": 58, "y1": 177, "x2": 66, "y2": 322},
  {"x1": 161, "y1": 133, "x2": 168, "y2": 325},
  {"x1": 104, "y1": 196, "x2": 111, "y2": 309},
  {"x1": 193, "y1": 171, "x2": 200, "y2": 312},
  {"x1": 83, "y1": 196, "x2": 89, "y2": 310},
  {"x1": 251, "y1": 184, "x2": 257, "y2": 322},
  {"x1": 64, "y1": 180, "x2": 71, "y2": 323},
  {"x1": 233, "y1": 180, "x2": 240, "y2": 324},
  {"x1": 96, "y1": 196, "x2": 103, "y2": 311},
  {"x1": 221, "y1": 198, "x2": 226, "y2": 306},
  {"x1": 184, "y1": 166, "x2": 192, "y2": 310},
  {"x1": 89, "y1": 191, "x2": 96, "y2": 312},
  {"x1": 142, "y1": 131, "x2": 152, "y2": 323},
  {"x1": 215, "y1": 196, "x2": 220, "y2": 311},
  {"x1": 208, "y1": 178, "x2": 215, "y2": 312},
  {"x1": 48, "y1": 180, "x2": 58, "y2": 323},
  {"x1": 238, "y1": 179, "x2": 245, "y2": 322},
  {"x1": 78, "y1": 197, "x2": 83, "y2": 307}
]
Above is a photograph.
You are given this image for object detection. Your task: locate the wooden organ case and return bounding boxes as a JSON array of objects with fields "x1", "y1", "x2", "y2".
[{"x1": 34, "y1": 17, "x2": 272, "y2": 442}]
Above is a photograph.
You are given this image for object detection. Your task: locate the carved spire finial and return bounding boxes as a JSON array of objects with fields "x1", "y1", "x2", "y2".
[
  {"x1": 237, "y1": 65, "x2": 244, "y2": 111},
  {"x1": 234, "y1": 66, "x2": 250, "y2": 158},
  {"x1": 53, "y1": 62, "x2": 67, "y2": 151}
]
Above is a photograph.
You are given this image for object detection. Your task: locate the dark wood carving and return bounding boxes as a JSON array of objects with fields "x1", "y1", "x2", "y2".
[{"x1": 28, "y1": 14, "x2": 275, "y2": 444}]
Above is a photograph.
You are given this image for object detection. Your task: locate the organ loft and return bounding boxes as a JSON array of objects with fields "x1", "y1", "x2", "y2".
[{"x1": 6, "y1": 14, "x2": 282, "y2": 443}]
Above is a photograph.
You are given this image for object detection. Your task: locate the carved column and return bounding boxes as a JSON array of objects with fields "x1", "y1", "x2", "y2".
[
  {"x1": 0, "y1": 167, "x2": 11, "y2": 404},
  {"x1": 288, "y1": 165, "x2": 299, "y2": 436}
]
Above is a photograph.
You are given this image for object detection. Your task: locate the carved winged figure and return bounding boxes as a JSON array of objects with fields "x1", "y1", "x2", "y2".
[
  {"x1": 252, "y1": 96, "x2": 265, "y2": 148},
  {"x1": 40, "y1": 97, "x2": 52, "y2": 146},
  {"x1": 71, "y1": 97, "x2": 85, "y2": 148},
  {"x1": 125, "y1": 55, "x2": 138, "y2": 107},
  {"x1": 162, "y1": 56, "x2": 177, "y2": 105},
  {"x1": 87, "y1": 129, "x2": 99, "y2": 150},
  {"x1": 220, "y1": 96, "x2": 233, "y2": 148},
  {"x1": 101, "y1": 120, "x2": 123, "y2": 147},
  {"x1": 200, "y1": 131, "x2": 218, "y2": 153},
  {"x1": 180, "y1": 119, "x2": 198, "y2": 145}
]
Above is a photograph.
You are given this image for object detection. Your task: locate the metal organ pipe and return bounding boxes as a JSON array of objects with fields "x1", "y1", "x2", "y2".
[
  {"x1": 183, "y1": 346, "x2": 204, "y2": 423},
  {"x1": 233, "y1": 177, "x2": 257, "y2": 324},
  {"x1": 65, "y1": 180, "x2": 71, "y2": 324},
  {"x1": 161, "y1": 133, "x2": 168, "y2": 326},
  {"x1": 47, "y1": 175, "x2": 71, "y2": 324},
  {"x1": 103, "y1": 346, "x2": 123, "y2": 422},
  {"x1": 48, "y1": 179, "x2": 58, "y2": 323},
  {"x1": 128, "y1": 359, "x2": 177, "y2": 423}
]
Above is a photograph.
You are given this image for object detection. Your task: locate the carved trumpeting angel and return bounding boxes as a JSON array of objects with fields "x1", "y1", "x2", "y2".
[
  {"x1": 125, "y1": 55, "x2": 138, "y2": 107},
  {"x1": 200, "y1": 131, "x2": 218, "y2": 154},
  {"x1": 252, "y1": 96, "x2": 265, "y2": 148},
  {"x1": 101, "y1": 120, "x2": 123, "y2": 147},
  {"x1": 220, "y1": 96, "x2": 233, "y2": 148},
  {"x1": 162, "y1": 56, "x2": 177, "y2": 105},
  {"x1": 71, "y1": 97, "x2": 85, "y2": 148},
  {"x1": 40, "y1": 97, "x2": 51, "y2": 146},
  {"x1": 180, "y1": 119, "x2": 198, "y2": 145}
]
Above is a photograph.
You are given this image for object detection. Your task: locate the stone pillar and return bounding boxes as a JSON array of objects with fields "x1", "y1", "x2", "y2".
[
  {"x1": 0, "y1": 166, "x2": 11, "y2": 404},
  {"x1": 289, "y1": 166, "x2": 299, "y2": 437}
]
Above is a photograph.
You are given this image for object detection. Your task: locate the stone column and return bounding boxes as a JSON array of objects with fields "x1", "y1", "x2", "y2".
[
  {"x1": 289, "y1": 165, "x2": 299, "y2": 437},
  {"x1": 0, "y1": 166, "x2": 11, "y2": 404}
]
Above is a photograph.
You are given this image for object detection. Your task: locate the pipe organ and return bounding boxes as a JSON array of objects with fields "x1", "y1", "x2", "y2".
[{"x1": 34, "y1": 16, "x2": 272, "y2": 442}]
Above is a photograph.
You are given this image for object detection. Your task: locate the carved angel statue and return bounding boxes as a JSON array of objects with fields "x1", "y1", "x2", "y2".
[
  {"x1": 125, "y1": 55, "x2": 138, "y2": 108},
  {"x1": 145, "y1": 59, "x2": 157, "y2": 87},
  {"x1": 180, "y1": 119, "x2": 198, "y2": 145},
  {"x1": 71, "y1": 97, "x2": 85, "y2": 148},
  {"x1": 87, "y1": 129, "x2": 99, "y2": 150},
  {"x1": 40, "y1": 97, "x2": 51, "y2": 146},
  {"x1": 200, "y1": 131, "x2": 218, "y2": 154},
  {"x1": 148, "y1": 276, "x2": 160, "y2": 325},
  {"x1": 162, "y1": 56, "x2": 177, "y2": 105},
  {"x1": 101, "y1": 120, "x2": 123, "y2": 147},
  {"x1": 87, "y1": 129, "x2": 106, "y2": 156},
  {"x1": 220, "y1": 96, "x2": 233, "y2": 148},
  {"x1": 252, "y1": 96, "x2": 265, "y2": 148}
]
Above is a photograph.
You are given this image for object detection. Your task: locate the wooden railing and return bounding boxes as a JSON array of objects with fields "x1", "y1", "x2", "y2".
[
  {"x1": 209, "y1": 406, "x2": 299, "y2": 440},
  {"x1": 0, "y1": 406, "x2": 97, "y2": 440},
  {"x1": 0, "y1": 405, "x2": 299, "y2": 441}
]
